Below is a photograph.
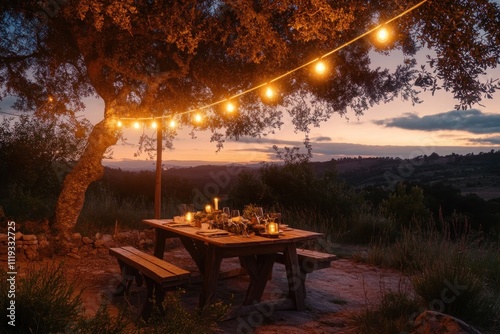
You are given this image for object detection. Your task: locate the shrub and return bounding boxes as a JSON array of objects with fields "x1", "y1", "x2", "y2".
[
  {"x1": 412, "y1": 255, "x2": 499, "y2": 327},
  {"x1": 351, "y1": 291, "x2": 420, "y2": 334},
  {"x1": 0, "y1": 262, "x2": 83, "y2": 333},
  {"x1": 138, "y1": 290, "x2": 230, "y2": 334}
]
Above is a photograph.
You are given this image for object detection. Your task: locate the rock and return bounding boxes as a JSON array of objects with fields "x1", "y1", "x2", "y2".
[
  {"x1": 25, "y1": 246, "x2": 37, "y2": 260},
  {"x1": 66, "y1": 253, "x2": 81, "y2": 259},
  {"x1": 93, "y1": 240, "x2": 107, "y2": 248},
  {"x1": 101, "y1": 234, "x2": 113, "y2": 243},
  {"x1": 95, "y1": 232, "x2": 101, "y2": 240},
  {"x1": 15, "y1": 231, "x2": 23, "y2": 240},
  {"x1": 22, "y1": 234, "x2": 37, "y2": 241},
  {"x1": 23, "y1": 240, "x2": 38, "y2": 245},
  {"x1": 412, "y1": 311, "x2": 482, "y2": 334},
  {"x1": 71, "y1": 247, "x2": 79, "y2": 254},
  {"x1": 82, "y1": 236, "x2": 94, "y2": 244}
]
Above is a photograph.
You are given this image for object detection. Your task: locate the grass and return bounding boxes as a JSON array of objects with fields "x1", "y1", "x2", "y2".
[
  {"x1": 76, "y1": 186, "x2": 180, "y2": 236},
  {"x1": 359, "y1": 221, "x2": 500, "y2": 332},
  {"x1": 350, "y1": 291, "x2": 420, "y2": 334},
  {"x1": 0, "y1": 262, "x2": 229, "y2": 334}
]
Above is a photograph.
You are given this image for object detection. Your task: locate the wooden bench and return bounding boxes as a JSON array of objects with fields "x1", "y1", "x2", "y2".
[
  {"x1": 109, "y1": 246, "x2": 190, "y2": 320},
  {"x1": 275, "y1": 248, "x2": 337, "y2": 296}
]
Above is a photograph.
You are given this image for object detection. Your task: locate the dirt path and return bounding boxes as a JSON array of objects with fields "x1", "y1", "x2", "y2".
[{"x1": 18, "y1": 245, "x2": 411, "y2": 333}]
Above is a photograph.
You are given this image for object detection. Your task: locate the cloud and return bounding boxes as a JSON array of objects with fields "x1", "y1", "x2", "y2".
[
  {"x1": 312, "y1": 136, "x2": 332, "y2": 142},
  {"x1": 375, "y1": 109, "x2": 500, "y2": 134},
  {"x1": 229, "y1": 139, "x2": 498, "y2": 160},
  {"x1": 469, "y1": 136, "x2": 500, "y2": 145}
]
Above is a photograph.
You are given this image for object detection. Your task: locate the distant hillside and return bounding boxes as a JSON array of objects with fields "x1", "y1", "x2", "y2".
[
  {"x1": 103, "y1": 150, "x2": 500, "y2": 200},
  {"x1": 312, "y1": 150, "x2": 500, "y2": 200}
]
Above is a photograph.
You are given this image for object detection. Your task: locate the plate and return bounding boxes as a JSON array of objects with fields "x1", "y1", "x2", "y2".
[
  {"x1": 196, "y1": 229, "x2": 229, "y2": 236},
  {"x1": 163, "y1": 222, "x2": 191, "y2": 227},
  {"x1": 259, "y1": 232, "x2": 281, "y2": 238}
]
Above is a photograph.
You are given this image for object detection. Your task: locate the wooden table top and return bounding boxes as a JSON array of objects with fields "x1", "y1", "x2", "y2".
[{"x1": 142, "y1": 218, "x2": 323, "y2": 248}]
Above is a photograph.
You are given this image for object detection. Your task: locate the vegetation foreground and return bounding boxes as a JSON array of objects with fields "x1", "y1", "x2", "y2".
[{"x1": 2, "y1": 152, "x2": 499, "y2": 333}]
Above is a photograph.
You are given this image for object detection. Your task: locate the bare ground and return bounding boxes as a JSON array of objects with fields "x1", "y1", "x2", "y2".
[{"x1": 17, "y1": 243, "x2": 412, "y2": 333}]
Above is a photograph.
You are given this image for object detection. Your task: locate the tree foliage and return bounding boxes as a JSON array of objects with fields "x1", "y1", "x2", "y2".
[
  {"x1": 0, "y1": 115, "x2": 90, "y2": 219},
  {"x1": 1, "y1": 0, "x2": 499, "y2": 233}
]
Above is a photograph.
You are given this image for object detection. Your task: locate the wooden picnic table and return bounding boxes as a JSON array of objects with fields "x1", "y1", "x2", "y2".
[{"x1": 142, "y1": 219, "x2": 323, "y2": 310}]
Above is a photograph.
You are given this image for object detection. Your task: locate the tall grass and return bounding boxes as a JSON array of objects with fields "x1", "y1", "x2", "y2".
[
  {"x1": 362, "y1": 220, "x2": 500, "y2": 331},
  {"x1": 76, "y1": 185, "x2": 178, "y2": 236}
]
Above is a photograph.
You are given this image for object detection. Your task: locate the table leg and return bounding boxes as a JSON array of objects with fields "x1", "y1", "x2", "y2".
[
  {"x1": 284, "y1": 243, "x2": 306, "y2": 310},
  {"x1": 240, "y1": 253, "x2": 277, "y2": 305},
  {"x1": 179, "y1": 236, "x2": 206, "y2": 273},
  {"x1": 199, "y1": 245, "x2": 223, "y2": 309},
  {"x1": 153, "y1": 228, "x2": 168, "y2": 259}
]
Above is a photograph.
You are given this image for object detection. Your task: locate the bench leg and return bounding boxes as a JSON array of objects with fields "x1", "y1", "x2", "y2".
[
  {"x1": 141, "y1": 277, "x2": 166, "y2": 321},
  {"x1": 113, "y1": 260, "x2": 141, "y2": 296}
]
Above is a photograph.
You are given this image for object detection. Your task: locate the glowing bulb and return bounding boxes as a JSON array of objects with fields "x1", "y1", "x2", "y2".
[
  {"x1": 151, "y1": 120, "x2": 157, "y2": 129},
  {"x1": 169, "y1": 119, "x2": 176, "y2": 128},
  {"x1": 194, "y1": 113, "x2": 203, "y2": 123},
  {"x1": 265, "y1": 86, "x2": 275, "y2": 99},
  {"x1": 48, "y1": 96, "x2": 53, "y2": 103},
  {"x1": 117, "y1": 120, "x2": 123, "y2": 127},
  {"x1": 376, "y1": 27, "x2": 390, "y2": 43},
  {"x1": 314, "y1": 60, "x2": 326, "y2": 75},
  {"x1": 226, "y1": 101, "x2": 236, "y2": 113},
  {"x1": 133, "y1": 121, "x2": 140, "y2": 129}
]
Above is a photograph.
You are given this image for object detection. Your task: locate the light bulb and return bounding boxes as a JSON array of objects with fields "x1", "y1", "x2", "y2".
[
  {"x1": 226, "y1": 101, "x2": 236, "y2": 113},
  {"x1": 194, "y1": 113, "x2": 203, "y2": 123},
  {"x1": 151, "y1": 120, "x2": 157, "y2": 128},
  {"x1": 169, "y1": 119, "x2": 176, "y2": 128},
  {"x1": 265, "y1": 86, "x2": 274, "y2": 99},
  {"x1": 133, "y1": 121, "x2": 140, "y2": 129},
  {"x1": 117, "y1": 120, "x2": 123, "y2": 127},
  {"x1": 376, "y1": 27, "x2": 390, "y2": 43},
  {"x1": 314, "y1": 60, "x2": 326, "y2": 75}
]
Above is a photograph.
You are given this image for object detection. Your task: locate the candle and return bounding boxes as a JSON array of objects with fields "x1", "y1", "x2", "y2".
[
  {"x1": 205, "y1": 204, "x2": 212, "y2": 213},
  {"x1": 214, "y1": 197, "x2": 219, "y2": 211},
  {"x1": 267, "y1": 222, "x2": 278, "y2": 234},
  {"x1": 185, "y1": 212, "x2": 192, "y2": 223}
]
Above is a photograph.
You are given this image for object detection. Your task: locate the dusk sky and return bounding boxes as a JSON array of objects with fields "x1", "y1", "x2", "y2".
[
  {"x1": 1, "y1": 16, "x2": 500, "y2": 168},
  {"x1": 97, "y1": 49, "x2": 500, "y2": 167}
]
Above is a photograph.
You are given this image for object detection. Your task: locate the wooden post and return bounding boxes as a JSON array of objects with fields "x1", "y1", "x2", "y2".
[{"x1": 154, "y1": 121, "x2": 162, "y2": 219}]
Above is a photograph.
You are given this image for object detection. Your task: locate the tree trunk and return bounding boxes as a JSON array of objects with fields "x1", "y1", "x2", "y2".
[{"x1": 54, "y1": 116, "x2": 118, "y2": 236}]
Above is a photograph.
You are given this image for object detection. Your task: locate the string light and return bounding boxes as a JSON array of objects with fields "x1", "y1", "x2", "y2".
[
  {"x1": 193, "y1": 112, "x2": 203, "y2": 123},
  {"x1": 115, "y1": 0, "x2": 429, "y2": 128},
  {"x1": 133, "y1": 120, "x2": 140, "y2": 129},
  {"x1": 225, "y1": 101, "x2": 236, "y2": 113},
  {"x1": 151, "y1": 119, "x2": 157, "y2": 129},
  {"x1": 314, "y1": 60, "x2": 327, "y2": 75},
  {"x1": 117, "y1": 119, "x2": 123, "y2": 127},
  {"x1": 169, "y1": 119, "x2": 177, "y2": 128},
  {"x1": 376, "y1": 26, "x2": 390, "y2": 43},
  {"x1": 264, "y1": 86, "x2": 275, "y2": 99}
]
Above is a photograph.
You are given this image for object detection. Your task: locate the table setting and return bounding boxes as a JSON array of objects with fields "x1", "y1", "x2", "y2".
[{"x1": 173, "y1": 200, "x2": 286, "y2": 238}]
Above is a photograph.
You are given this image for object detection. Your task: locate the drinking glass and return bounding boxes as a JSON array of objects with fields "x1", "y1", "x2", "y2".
[
  {"x1": 178, "y1": 204, "x2": 187, "y2": 215},
  {"x1": 255, "y1": 207, "x2": 264, "y2": 223},
  {"x1": 231, "y1": 210, "x2": 240, "y2": 218}
]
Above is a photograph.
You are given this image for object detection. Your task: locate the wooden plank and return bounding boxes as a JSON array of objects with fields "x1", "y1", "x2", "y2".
[
  {"x1": 121, "y1": 246, "x2": 190, "y2": 277},
  {"x1": 109, "y1": 247, "x2": 189, "y2": 285},
  {"x1": 275, "y1": 248, "x2": 337, "y2": 272}
]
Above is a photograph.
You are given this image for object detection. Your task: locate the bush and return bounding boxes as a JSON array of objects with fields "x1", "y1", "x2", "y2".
[
  {"x1": 138, "y1": 290, "x2": 230, "y2": 334},
  {"x1": 412, "y1": 255, "x2": 499, "y2": 327},
  {"x1": 0, "y1": 262, "x2": 83, "y2": 333},
  {"x1": 351, "y1": 291, "x2": 420, "y2": 334}
]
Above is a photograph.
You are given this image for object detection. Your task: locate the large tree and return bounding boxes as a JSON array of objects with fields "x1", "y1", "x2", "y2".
[{"x1": 1, "y1": 0, "x2": 499, "y2": 236}]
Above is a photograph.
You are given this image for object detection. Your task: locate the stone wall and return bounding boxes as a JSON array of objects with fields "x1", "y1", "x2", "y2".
[{"x1": 0, "y1": 229, "x2": 157, "y2": 261}]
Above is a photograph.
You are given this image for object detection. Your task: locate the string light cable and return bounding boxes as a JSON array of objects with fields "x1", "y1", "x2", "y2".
[{"x1": 116, "y1": 0, "x2": 430, "y2": 126}]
